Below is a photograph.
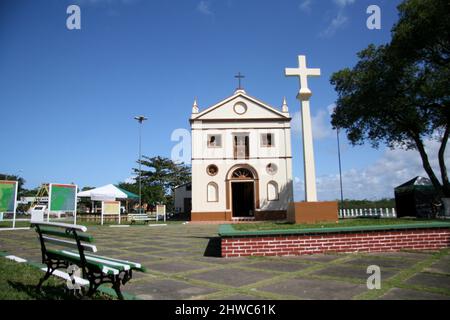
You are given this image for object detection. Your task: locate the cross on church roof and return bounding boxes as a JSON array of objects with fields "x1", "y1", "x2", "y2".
[
  {"x1": 285, "y1": 55, "x2": 321, "y2": 100},
  {"x1": 235, "y1": 72, "x2": 245, "y2": 90}
]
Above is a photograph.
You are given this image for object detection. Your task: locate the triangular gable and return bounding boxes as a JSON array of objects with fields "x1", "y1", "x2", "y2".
[{"x1": 191, "y1": 91, "x2": 290, "y2": 121}]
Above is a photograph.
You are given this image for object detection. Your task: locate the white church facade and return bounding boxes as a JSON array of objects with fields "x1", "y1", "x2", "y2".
[{"x1": 190, "y1": 88, "x2": 294, "y2": 221}]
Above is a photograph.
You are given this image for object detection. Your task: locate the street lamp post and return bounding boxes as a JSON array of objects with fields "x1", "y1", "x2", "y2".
[
  {"x1": 134, "y1": 116, "x2": 147, "y2": 213},
  {"x1": 336, "y1": 127, "x2": 344, "y2": 210}
]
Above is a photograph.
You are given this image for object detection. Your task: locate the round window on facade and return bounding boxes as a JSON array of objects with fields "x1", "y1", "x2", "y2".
[
  {"x1": 233, "y1": 102, "x2": 247, "y2": 115},
  {"x1": 266, "y1": 163, "x2": 278, "y2": 175},
  {"x1": 207, "y1": 164, "x2": 219, "y2": 176}
]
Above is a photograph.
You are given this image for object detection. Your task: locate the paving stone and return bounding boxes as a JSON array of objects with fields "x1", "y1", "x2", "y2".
[
  {"x1": 148, "y1": 261, "x2": 211, "y2": 274},
  {"x1": 159, "y1": 243, "x2": 199, "y2": 249},
  {"x1": 126, "y1": 279, "x2": 217, "y2": 300},
  {"x1": 258, "y1": 277, "x2": 367, "y2": 300},
  {"x1": 425, "y1": 259, "x2": 450, "y2": 275},
  {"x1": 380, "y1": 288, "x2": 450, "y2": 300},
  {"x1": 218, "y1": 294, "x2": 267, "y2": 300},
  {"x1": 112, "y1": 253, "x2": 155, "y2": 263},
  {"x1": 281, "y1": 254, "x2": 341, "y2": 263},
  {"x1": 406, "y1": 273, "x2": 450, "y2": 291},
  {"x1": 188, "y1": 268, "x2": 277, "y2": 287},
  {"x1": 95, "y1": 249, "x2": 127, "y2": 257},
  {"x1": 367, "y1": 251, "x2": 432, "y2": 261},
  {"x1": 312, "y1": 264, "x2": 399, "y2": 282},
  {"x1": 344, "y1": 256, "x2": 418, "y2": 269},
  {"x1": 152, "y1": 250, "x2": 201, "y2": 258},
  {"x1": 185, "y1": 256, "x2": 245, "y2": 265},
  {"x1": 246, "y1": 261, "x2": 311, "y2": 273}
]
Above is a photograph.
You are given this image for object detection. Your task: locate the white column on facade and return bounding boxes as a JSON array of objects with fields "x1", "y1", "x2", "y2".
[{"x1": 285, "y1": 55, "x2": 320, "y2": 202}]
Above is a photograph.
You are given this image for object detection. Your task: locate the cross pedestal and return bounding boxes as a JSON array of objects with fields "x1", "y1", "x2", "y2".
[{"x1": 285, "y1": 55, "x2": 338, "y2": 224}]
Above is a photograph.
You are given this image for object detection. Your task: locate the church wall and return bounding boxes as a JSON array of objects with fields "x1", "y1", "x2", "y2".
[{"x1": 190, "y1": 92, "x2": 294, "y2": 221}]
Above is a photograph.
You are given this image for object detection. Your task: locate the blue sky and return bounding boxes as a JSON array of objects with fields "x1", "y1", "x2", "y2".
[{"x1": 1, "y1": 0, "x2": 445, "y2": 200}]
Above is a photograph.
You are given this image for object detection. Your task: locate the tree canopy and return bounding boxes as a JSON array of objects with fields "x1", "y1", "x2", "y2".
[
  {"x1": 330, "y1": 0, "x2": 450, "y2": 197},
  {"x1": 118, "y1": 156, "x2": 191, "y2": 210}
]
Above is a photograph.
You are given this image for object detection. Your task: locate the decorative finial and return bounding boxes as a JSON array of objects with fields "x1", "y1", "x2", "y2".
[
  {"x1": 192, "y1": 98, "x2": 199, "y2": 114},
  {"x1": 282, "y1": 97, "x2": 289, "y2": 113}
]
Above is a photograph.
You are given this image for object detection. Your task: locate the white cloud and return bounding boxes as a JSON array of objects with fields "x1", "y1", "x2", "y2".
[
  {"x1": 294, "y1": 138, "x2": 450, "y2": 201},
  {"x1": 320, "y1": 10, "x2": 349, "y2": 38},
  {"x1": 73, "y1": 0, "x2": 139, "y2": 5},
  {"x1": 197, "y1": 1, "x2": 213, "y2": 16},
  {"x1": 318, "y1": 0, "x2": 356, "y2": 37},
  {"x1": 333, "y1": 0, "x2": 355, "y2": 7},
  {"x1": 292, "y1": 104, "x2": 335, "y2": 140},
  {"x1": 299, "y1": 0, "x2": 313, "y2": 13}
]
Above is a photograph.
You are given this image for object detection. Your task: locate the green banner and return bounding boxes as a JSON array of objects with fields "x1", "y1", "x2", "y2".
[
  {"x1": 0, "y1": 181, "x2": 17, "y2": 212},
  {"x1": 50, "y1": 184, "x2": 76, "y2": 211}
]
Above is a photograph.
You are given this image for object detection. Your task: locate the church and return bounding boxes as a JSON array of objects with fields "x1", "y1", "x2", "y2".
[{"x1": 190, "y1": 83, "x2": 294, "y2": 221}]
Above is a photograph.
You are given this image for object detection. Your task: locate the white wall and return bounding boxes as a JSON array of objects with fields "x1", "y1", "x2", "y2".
[{"x1": 191, "y1": 95, "x2": 293, "y2": 215}]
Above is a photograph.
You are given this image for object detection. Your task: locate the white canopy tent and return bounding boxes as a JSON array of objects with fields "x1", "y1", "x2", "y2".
[
  {"x1": 77, "y1": 184, "x2": 138, "y2": 215},
  {"x1": 77, "y1": 184, "x2": 137, "y2": 201}
]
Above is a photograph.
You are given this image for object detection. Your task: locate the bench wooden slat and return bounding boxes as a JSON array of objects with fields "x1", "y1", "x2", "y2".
[
  {"x1": 33, "y1": 221, "x2": 87, "y2": 232},
  {"x1": 61, "y1": 250, "x2": 131, "y2": 271},
  {"x1": 84, "y1": 252, "x2": 145, "y2": 272},
  {"x1": 39, "y1": 226, "x2": 94, "y2": 243},
  {"x1": 47, "y1": 249, "x2": 120, "y2": 275},
  {"x1": 42, "y1": 235, "x2": 98, "y2": 253}
]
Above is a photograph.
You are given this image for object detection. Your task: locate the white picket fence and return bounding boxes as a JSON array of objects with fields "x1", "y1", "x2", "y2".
[{"x1": 339, "y1": 208, "x2": 396, "y2": 219}]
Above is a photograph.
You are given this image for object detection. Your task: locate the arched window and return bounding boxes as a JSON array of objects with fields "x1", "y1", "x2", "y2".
[
  {"x1": 232, "y1": 168, "x2": 254, "y2": 179},
  {"x1": 267, "y1": 181, "x2": 279, "y2": 201},
  {"x1": 207, "y1": 182, "x2": 218, "y2": 202}
]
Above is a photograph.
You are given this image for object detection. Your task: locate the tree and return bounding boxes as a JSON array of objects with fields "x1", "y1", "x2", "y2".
[
  {"x1": 119, "y1": 156, "x2": 191, "y2": 211},
  {"x1": 330, "y1": 0, "x2": 450, "y2": 197}
]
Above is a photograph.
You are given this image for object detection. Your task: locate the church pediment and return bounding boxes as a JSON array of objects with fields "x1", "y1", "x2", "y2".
[{"x1": 191, "y1": 91, "x2": 290, "y2": 122}]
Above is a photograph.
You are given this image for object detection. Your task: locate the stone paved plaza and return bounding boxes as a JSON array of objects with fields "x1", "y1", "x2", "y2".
[{"x1": 1, "y1": 223, "x2": 449, "y2": 300}]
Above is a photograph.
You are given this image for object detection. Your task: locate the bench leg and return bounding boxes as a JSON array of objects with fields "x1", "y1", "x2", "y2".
[
  {"x1": 37, "y1": 266, "x2": 54, "y2": 290},
  {"x1": 87, "y1": 280, "x2": 100, "y2": 297},
  {"x1": 112, "y1": 280, "x2": 124, "y2": 300}
]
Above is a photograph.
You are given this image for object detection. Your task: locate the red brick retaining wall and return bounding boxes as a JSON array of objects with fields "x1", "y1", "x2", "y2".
[{"x1": 221, "y1": 228, "x2": 450, "y2": 258}]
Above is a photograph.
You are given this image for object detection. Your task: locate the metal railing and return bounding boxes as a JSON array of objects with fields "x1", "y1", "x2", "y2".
[{"x1": 339, "y1": 208, "x2": 396, "y2": 218}]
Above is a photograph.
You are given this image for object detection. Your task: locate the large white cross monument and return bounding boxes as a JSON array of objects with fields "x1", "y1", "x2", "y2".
[{"x1": 285, "y1": 55, "x2": 321, "y2": 202}]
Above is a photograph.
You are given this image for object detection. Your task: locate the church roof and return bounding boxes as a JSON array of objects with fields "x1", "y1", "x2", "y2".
[{"x1": 190, "y1": 90, "x2": 291, "y2": 122}]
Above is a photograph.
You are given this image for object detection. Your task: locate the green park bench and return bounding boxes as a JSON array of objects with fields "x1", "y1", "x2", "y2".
[
  {"x1": 128, "y1": 213, "x2": 153, "y2": 224},
  {"x1": 32, "y1": 221, "x2": 146, "y2": 299}
]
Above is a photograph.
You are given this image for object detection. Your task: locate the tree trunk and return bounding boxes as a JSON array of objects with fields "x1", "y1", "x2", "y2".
[
  {"x1": 438, "y1": 124, "x2": 450, "y2": 197},
  {"x1": 413, "y1": 134, "x2": 445, "y2": 197}
]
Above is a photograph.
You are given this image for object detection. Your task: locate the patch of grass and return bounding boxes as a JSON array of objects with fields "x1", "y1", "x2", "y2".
[
  {"x1": 233, "y1": 218, "x2": 443, "y2": 231},
  {"x1": 0, "y1": 221, "x2": 31, "y2": 228},
  {"x1": 0, "y1": 257, "x2": 113, "y2": 300}
]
